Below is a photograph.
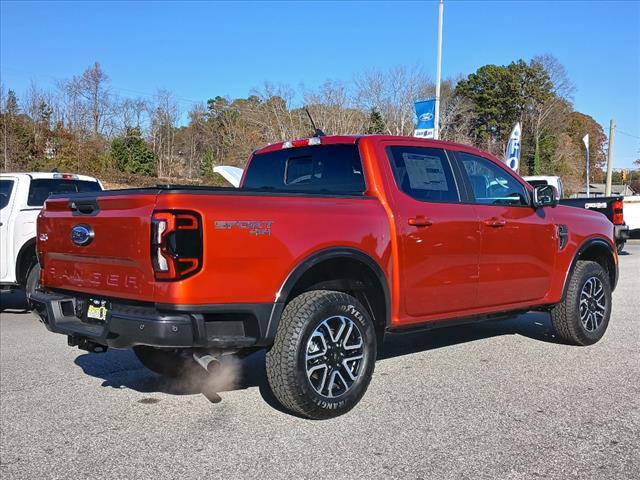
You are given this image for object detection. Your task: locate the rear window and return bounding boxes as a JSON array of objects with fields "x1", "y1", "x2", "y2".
[
  {"x1": 28, "y1": 179, "x2": 102, "y2": 206},
  {"x1": 526, "y1": 180, "x2": 548, "y2": 188},
  {"x1": 0, "y1": 179, "x2": 14, "y2": 210},
  {"x1": 242, "y1": 144, "x2": 365, "y2": 195}
]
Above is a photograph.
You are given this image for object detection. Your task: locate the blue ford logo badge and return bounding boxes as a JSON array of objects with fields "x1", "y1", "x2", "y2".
[{"x1": 71, "y1": 224, "x2": 94, "y2": 246}]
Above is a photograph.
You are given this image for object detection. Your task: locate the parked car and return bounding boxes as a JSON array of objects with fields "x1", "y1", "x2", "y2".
[
  {"x1": 523, "y1": 176, "x2": 629, "y2": 253},
  {"x1": 31, "y1": 135, "x2": 618, "y2": 419},
  {"x1": 0, "y1": 172, "x2": 103, "y2": 296}
]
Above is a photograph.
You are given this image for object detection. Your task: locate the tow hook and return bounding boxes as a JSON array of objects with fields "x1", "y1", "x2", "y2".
[{"x1": 67, "y1": 335, "x2": 108, "y2": 353}]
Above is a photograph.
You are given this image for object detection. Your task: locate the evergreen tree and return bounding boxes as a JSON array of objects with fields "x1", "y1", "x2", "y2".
[
  {"x1": 109, "y1": 127, "x2": 156, "y2": 175},
  {"x1": 366, "y1": 108, "x2": 385, "y2": 134}
]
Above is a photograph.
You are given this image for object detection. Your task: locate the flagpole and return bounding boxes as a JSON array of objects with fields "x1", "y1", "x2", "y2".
[{"x1": 434, "y1": 0, "x2": 444, "y2": 140}]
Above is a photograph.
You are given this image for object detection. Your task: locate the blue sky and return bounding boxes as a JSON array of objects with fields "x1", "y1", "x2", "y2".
[{"x1": 1, "y1": 0, "x2": 639, "y2": 168}]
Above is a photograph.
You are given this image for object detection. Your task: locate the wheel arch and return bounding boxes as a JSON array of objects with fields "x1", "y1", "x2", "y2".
[
  {"x1": 15, "y1": 237, "x2": 37, "y2": 286},
  {"x1": 267, "y1": 247, "x2": 391, "y2": 340},
  {"x1": 562, "y1": 237, "x2": 617, "y2": 300}
]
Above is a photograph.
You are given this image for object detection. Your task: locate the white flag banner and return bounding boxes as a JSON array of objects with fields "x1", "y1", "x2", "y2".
[
  {"x1": 582, "y1": 134, "x2": 589, "y2": 153},
  {"x1": 504, "y1": 122, "x2": 522, "y2": 172}
]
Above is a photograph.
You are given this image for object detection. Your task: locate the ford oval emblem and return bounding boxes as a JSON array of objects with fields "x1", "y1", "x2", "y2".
[
  {"x1": 71, "y1": 224, "x2": 94, "y2": 246},
  {"x1": 419, "y1": 112, "x2": 433, "y2": 122}
]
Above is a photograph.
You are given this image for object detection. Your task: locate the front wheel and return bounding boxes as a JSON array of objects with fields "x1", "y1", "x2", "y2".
[
  {"x1": 551, "y1": 260, "x2": 612, "y2": 346},
  {"x1": 266, "y1": 290, "x2": 377, "y2": 419}
]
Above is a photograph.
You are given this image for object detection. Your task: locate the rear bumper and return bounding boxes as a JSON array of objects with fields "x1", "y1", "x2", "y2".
[
  {"x1": 614, "y1": 224, "x2": 630, "y2": 242},
  {"x1": 30, "y1": 291, "x2": 276, "y2": 350}
]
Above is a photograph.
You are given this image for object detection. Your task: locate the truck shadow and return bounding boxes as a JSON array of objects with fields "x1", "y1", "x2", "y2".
[{"x1": 73, "y1": 311, "x2": 559, "y2": 414}]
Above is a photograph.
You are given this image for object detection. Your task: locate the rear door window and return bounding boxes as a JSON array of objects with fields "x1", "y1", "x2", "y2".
[
  {"x1": 0, "y1": 179, "x2": 15, "y2": 210},
  {"x1": 27, "y1": 179, "x2": 102, "y2": 206},
  {"x1": 243, "y1": 144, "x2": 365, "y2": 195},
  {"x1": 386, "y1": 146, "x2": 459, "y2": 202}
]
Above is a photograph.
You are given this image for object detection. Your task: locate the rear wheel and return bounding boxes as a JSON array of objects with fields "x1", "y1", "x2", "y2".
[
  {"x1": 133, "y1": 346, "x2": 195, "y2": 378},
  {"x1": 25, "y1": 263, "x2": 41, "y2": 300},
  {"x1": 266, "y1": 290, "x2": 377, "y2": 419},
  {"x1": 551, "y1": 260, "x2": 612, "y2": 346}
]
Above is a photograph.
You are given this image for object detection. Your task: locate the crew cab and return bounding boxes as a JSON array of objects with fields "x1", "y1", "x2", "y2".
[
  {"x1": 31, "y1": 136, "x2": 618, "y2": 419},
  {"x1": 0, "y1": 172, "x2": 102, "y2": 296}
]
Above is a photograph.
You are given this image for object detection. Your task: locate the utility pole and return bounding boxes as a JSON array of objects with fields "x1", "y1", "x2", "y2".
[
  {"x1": 605, "y1": 119, "x2": 616, "y2": 196},
  {"x1": 434, "y1": 0, "x2": 444, "y2": 140}
]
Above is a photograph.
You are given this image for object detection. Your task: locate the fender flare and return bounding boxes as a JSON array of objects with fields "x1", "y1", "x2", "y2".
[
  {"x1": 265, "y1": 247, "x2": 391, "y2": 340},
  {"x1": 561, "y1": 237, "x2": 617, "y2": 300}
]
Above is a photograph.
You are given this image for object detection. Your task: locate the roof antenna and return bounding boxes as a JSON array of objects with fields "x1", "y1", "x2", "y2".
[{"x1": 305, "y1": 107, "x2": 326, "y2": 137}]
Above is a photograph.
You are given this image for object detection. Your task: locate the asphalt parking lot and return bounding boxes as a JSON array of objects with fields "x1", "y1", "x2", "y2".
[{"x1": 1, "y1": 243, "x2": 639, "y2": 480}]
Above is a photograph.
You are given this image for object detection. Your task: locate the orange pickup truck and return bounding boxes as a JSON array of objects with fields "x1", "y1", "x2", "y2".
[{"x1": 32, "y1": 135, "x2": 618, "y2": 419}]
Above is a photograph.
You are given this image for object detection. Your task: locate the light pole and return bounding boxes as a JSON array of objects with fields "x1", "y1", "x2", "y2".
[
  {"x1": 434, "y1": 0, "x2": 444, "y2": 140},
  {"x1": 583, "y1": 134, "x2": 590, "y2": 196}
]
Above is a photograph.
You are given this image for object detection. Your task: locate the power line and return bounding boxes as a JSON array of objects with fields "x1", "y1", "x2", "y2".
[{"x1": 616, "y1": 129, "x2": 640, "y2": 140}]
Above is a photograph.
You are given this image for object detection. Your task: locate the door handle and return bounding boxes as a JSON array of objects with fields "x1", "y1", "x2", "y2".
[
  {"x1": 408, "y1": 216, "x2": 433, "y2": 227},
  {"x1": 484, "y1": 217, "x2": 507, "y2": 228}
]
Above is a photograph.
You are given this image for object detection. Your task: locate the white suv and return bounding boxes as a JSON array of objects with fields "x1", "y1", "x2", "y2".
[{"x1": 0, "y1": 172, "x2": 103, "y2": 296}]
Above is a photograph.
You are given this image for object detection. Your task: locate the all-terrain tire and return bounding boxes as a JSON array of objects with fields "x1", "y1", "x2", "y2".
[
  {"x1": 266, "y1": 290, "x2": 377, "y2": 419},
  {"x1": 550, "y1": 260, "x2": 612, "y2": 346},
  {"x1": 133, "y1": 346, "x2": 195, "y2": 378}
]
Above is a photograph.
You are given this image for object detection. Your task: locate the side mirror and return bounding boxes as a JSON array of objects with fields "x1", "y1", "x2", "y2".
[{"x1": 532, "y1": 184, "x2": 559, "y2": 208}]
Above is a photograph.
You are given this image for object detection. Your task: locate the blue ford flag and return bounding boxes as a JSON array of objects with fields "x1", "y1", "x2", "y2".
[
  {"x1": 414, "y1": 99, "x2": 436, "y2": 138},
  {"x1": 504, "y1": 122, "x2": 522, "y2": 172}
]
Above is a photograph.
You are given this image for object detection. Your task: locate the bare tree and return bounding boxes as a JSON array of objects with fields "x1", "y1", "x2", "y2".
[
  {"x1": 65, "y1": 62, "x2": 112, "y2": 137},
  {"x1": 303, "y1": 80, "x2": 367, "y2": 135},
  {"x1": 0, "y1": 83, "x2": 7, "y2": 171},
  {"x1": 118, "y1": 97, "x2": 148, "y2": 132},
  {"x1": 149, "y1": 89, "x2": 180, "y2": 178},
  {"x1": 525, "y1": 55, "x2": 575, "y2": 173},
  {"x1": 249, "y1": 83, "x2": 304, "y2": 142},
  {"x1": 355, "y1": 66, "x2": 433, "y2": 136}
]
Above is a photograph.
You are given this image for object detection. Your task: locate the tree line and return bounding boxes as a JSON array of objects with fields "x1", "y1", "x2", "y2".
[{"x1": 0, "y1": 57, "x2": 630, "y2": 194}]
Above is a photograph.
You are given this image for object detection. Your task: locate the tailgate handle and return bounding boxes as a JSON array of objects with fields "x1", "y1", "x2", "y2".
[{"x1": 69, "y1": 199, "x2": 99, "y2": 216}]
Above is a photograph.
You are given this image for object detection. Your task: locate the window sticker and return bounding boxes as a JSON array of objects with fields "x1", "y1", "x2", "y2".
[{"x1": 403, "y1": 153, "x2": 449, "y2": 191}]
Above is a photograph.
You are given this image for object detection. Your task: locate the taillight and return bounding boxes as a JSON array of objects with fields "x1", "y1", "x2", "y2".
[
  {"x1": 151, "y1": 210, "x2": 202, "y2": 281},
  {"x1": 612, "y1": 200, "x2": 624, "y2": 225}
]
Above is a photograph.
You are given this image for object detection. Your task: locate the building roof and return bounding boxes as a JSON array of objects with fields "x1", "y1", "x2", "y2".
[{"x1": 575, "y1": 183, "x2": 637, "y2": 196}]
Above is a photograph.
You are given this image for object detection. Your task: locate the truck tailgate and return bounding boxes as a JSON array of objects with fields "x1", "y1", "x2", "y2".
[{"x1": 38, "y1": 192, "x2": 158, "y2": 300}]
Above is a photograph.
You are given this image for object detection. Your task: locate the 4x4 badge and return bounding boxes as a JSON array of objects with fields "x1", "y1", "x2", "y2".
[{"x1": 214, "y1": 220, "x2": 273, "y2": 236}]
